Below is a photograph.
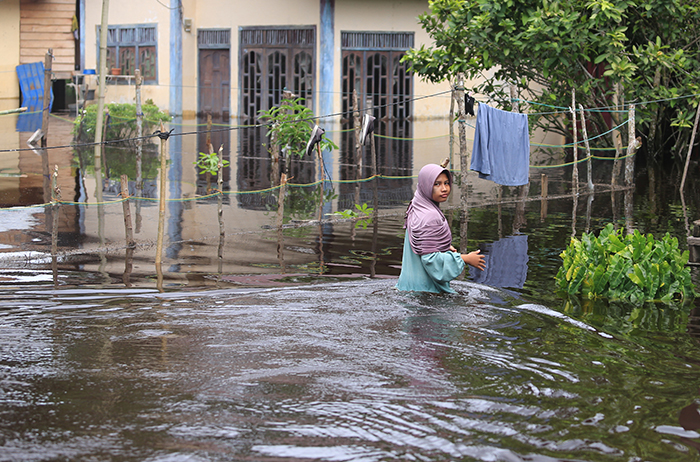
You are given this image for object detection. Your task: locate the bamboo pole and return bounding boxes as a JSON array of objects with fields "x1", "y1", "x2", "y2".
[
  {"x1": 624, "y1": 104, "x2": 640, "y2": 187},
  {"x1": 121, "y1": 173, "x2": 134, "y2": 287},
  {"x1": 217, "y1": 144, "x2": 225, "y2": 277},
  {"x1": 135, "y1": 69, "x2": 143, "y2": 193},
  {"x1": 449, "y1": 80, "x2": 455, "y2": 169},
  {"x1": 571, "y1": 89, "x2": 579, "y2": 195},
  {"x1": 41, "y1": 49, "x2": 53, "y2": 204},
  {"x1": 120, "y1": 174, "x2": 134, "y2": 248},
  {"x1": 353, "y1": 89, "x2": 362, "y2": 207},
  {"x1": 540, "y1": 173, "x2": 548, "y2": 222},
  {"x1": 41, "y1": 49, "x2": 53, "y2": 148},
  {"x1": 510, "y1": 83, "x2": 519, "y2": 113},
  {"x1": 455, "y1": 73, "x2": 469, "y2": 251},
  {"x1": 155, "y1": 121, "x2": 168, "y2": 289},
  {"x1": 93, "y1": 0, "x2": 109, "y2": 205},
  {"x1": 680, "y1": 101, "x2": 700, "y2": 193},
  {"x1": 578, "y1": 104, "x2": 594, "y2": 191},
  {"x1": 611, "y1": 82, "x2": 623, "y2": 188},
  {"x1": 277, "y1": 172, "x2": 287, "y2": 273},
  {"x1": 512, "y1": 83, "x2": 528, "y2": 233},
  {"x1": 134, "y1": 69, "x2": 143, "y2": 234},
  {"x1": 0, "y1": 107, "x2": 27, "y2": 116},
  {"x1": 51, "y1": 165, "x2": 60, "y2": 288}
]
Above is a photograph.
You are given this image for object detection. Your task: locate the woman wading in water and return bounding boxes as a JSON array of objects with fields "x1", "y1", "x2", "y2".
[{"x1": 396, "y1": 163, "x2": 485, "y2": 293}]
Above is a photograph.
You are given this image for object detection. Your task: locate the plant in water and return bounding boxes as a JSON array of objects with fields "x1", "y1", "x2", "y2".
[
  {"x1": 194, "y1": 150, "x2": 229, "y2": 193},
  {"x1": 258, "y1": 96, "x2": 337, "y2": 159},
  {"x1": 194, "y1": 151, "x2": 229, "y2": 176},
  {"x1": 73, "y1": 101, "x2": 170, "y2": 143},
  {"x1": 556, "y1": 223, "x2": 696, "y2": 305},
  {"x1": 330, "y1": 203, "x2": 374, "y2": 229}
]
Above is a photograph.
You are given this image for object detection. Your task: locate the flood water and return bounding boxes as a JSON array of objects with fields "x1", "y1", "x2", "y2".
[{"x1": 1, "y1": 114, "x2": 700, "y2": 461}]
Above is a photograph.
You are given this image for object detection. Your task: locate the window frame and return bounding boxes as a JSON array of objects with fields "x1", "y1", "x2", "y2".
[{"x1": 97, "y1": 23, "x2": 158, "y2": 84}]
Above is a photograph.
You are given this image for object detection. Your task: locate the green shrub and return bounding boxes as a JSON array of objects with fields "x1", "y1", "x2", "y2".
[
  {"x1": 73, "y1": 102, "x2": 171, "y2": 144},
  {"x1": 257, "y1": 96, "x2": 337, "y2": 158},
  {"x1": 555, "y1": 223, "x2": 696, "y2": 305}
]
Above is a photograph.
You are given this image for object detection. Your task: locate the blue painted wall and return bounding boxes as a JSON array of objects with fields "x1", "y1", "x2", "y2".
[
  {"x1": 169, "y1": 0, "x2": 182, "y2": 117},
  {"x1": 319, "y1": 0, "x2": 334, "y2": 120}
]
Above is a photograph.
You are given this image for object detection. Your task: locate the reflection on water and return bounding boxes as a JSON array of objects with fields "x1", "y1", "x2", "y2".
[{"x1": 1, "y1": 115, "x2": 700, "y2": 460}]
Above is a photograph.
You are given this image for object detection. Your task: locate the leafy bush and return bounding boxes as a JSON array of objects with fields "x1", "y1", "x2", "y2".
[
  {"x1": 556, "y1": 223, "x2": 696, "y2": 305},
  {"x1": 73, "y1": 101, "x2": 171, "y2": 144},
  {"x1": 257, "y1": 96, "x2": 337, "y2": 158}
]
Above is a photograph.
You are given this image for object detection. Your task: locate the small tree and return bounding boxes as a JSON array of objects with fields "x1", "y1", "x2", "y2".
[
  {"x1": 257, "y1": 96, "x2": 337, "y2": 173},
  {"x1": 403, "y1": 0, "x2": 700, "y2": 161}
]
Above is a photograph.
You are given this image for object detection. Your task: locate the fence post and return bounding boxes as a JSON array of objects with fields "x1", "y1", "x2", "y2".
[
  {"x1": 155, "y1": 121, "x2": 168, "y2": 288},
  {"x1": 578, "y1": 104, "x2": 594, "y2": 191},
  {"x1": 571, "y1": 89, "x2": 579, "y2": 195},
  {"x1": 135, "y1": 69, "x2": 143, "y2": 193},
  {"x1": 41, "y1": 49, "x2": 53, "y2": 148},
  {"x1": 120, "y1": 174, "x2": 134, "y2": 248},
  {"x1": 680, "y1": 102, "x2": 700, "y2": 193},
  {"x1": 455, "y1": 73, "x2": 470, "y2": 250},
  {"x1": 611, "y1": 82, "x2": 624, "y2": 187},
  {"x1": 624, "y1": 104, "x2": 640, "y2": 187},
  {"x1": 353, "y1": 89, "x2": 362, "y2": 206},
  {"x1": 40, "y1": 49, "x2": 54, "y2": 204}
]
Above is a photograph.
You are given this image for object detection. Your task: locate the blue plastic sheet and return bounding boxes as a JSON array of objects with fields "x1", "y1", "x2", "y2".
[{"x1": 16, "y1": 62, "x2": 53, "y2": 133}]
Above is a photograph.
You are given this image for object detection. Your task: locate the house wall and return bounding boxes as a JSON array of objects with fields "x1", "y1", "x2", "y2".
[
  {"x1": 83, "y1": 1, "x2": 172, "y2": 111},
  {"x1": 83, "y1": 0, "x2": 457, "y2": 120},
  {"x1": 19, "y1": 0, "x2": 76, "y2": 79},
  {"x1": 334, "y1": 0, "x2": 453, "y2": 119},
  {"x1": 0, "y1": 0, "x2": 21, "y2": 111}
]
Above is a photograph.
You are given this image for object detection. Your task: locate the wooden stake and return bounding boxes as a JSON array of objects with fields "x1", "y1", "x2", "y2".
[
  {"x1": 135, "y1": 69, "x2": 143, "y2": 194},
  {"x1": 353, "y1": 89, "x2": 362, "y2": 207},
  {"x1": 540, "y1": 173, "x2": 548, "y2": 222},
  {"x1": 680, "y1": 101, "x2": 700, "y2": 193},
  {"x1": 41, "y1": 49, "x2": 53, "y2": 204},
  {"x1": 51, "y1": 165, "x2": 60, "y2": 288},
  {"x1": 93, "y1": 0, "x2": 109, "y2": 205},
  {"x1": 578, "y1": 104, "x2": 594, "y2": 191},
  {"x1": 41, "y1": 49, "x2": 53, "y2": 148},
  {"x1": 611, "y1": 82, "x2": 623, "y2": 187},
  {"x1": 217, "y1": 144, "x2": 225, "y2": 276},
  {"x1": 277, "y1": 173, "x2": 287, "y2": 273},
  {"x1": 120, "y1": 174, "x2": 134, "y2": 248},
  {"x1": 455, "y1": 73, "x2": 469, "y2": 251},
  {"x1": 155, "y1": 121, "x2": 167, "y2": 283},
  {"x1": 449, "y1": 80, "x2": 455, "y2": 169},
  {"x1": 571, "y1": 89, "x2": 579, "y2": 195},
  {"x1": 624, "y1": 104, "x2": 640, "y2": 187}
]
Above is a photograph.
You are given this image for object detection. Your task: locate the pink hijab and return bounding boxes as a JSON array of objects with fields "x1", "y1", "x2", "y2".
[{"x1": 405, "y1": 164, "x2": 453, "y2": 255}]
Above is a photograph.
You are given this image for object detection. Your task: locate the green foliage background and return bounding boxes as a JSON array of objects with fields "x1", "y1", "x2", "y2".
[
  {"x1": 73, "y1": 102, "x2": 171, "y2": 144},
  {"x1": 403, "y1": 0, "x2": 700, "y2": 161}
]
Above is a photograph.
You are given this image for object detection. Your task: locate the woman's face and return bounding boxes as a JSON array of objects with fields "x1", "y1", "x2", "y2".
[{"x1": 432, "y1": 172, "x2": 451, "y2": 203}]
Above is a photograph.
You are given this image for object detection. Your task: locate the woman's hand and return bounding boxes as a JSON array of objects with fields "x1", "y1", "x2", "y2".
[{"x1": 462, "y1": 250, "x2": 485, "y2": 271}]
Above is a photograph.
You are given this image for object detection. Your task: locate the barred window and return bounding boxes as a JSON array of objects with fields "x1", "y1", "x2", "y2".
[{"x1": 99, "y1": 24, "x2": 158, "y2": 83}]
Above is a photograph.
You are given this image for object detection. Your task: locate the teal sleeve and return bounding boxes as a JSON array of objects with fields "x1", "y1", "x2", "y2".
[
  {"x1": 421, "y1": 251, "x2": 466, "y2": 284},
  {"x1": 396, "y1": 234, "x2": 466, "y2": 293}
]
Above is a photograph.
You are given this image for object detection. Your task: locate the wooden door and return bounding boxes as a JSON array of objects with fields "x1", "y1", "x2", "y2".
[
  {"x1": 198, "y1": 48, "x2": 230, "y2": 118},
  {"x1": 197, "y1": 48, "x2": 231, "y2": 195}
]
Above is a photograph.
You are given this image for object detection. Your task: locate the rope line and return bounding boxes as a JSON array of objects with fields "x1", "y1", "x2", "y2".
[
  {"x1": 1, "y1": 89, "x2": 694, "y2": 169},
  {"x1": 0, "y1": 161, "x2": 638, "y2": 212}
]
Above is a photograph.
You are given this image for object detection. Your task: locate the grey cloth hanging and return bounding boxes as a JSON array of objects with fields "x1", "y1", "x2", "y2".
[{"x1": 470, "y1": 103, "x2": 530, "y2": 186}]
